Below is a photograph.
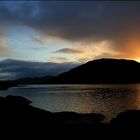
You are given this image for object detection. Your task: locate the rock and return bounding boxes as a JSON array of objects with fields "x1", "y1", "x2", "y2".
[
  {"x1": 0, "y1": 95, "x2": 140, "y2": 139},
  {"x1": 0, "y1": 81, "x2": 16, "y2": 90},
  {"x1": 111, "y1": 110, "x2": 140, "y2": 125},
  {"x1": 6, "y1": 95, "x2": 32, "y2": 105},
  {"x1": 109, "y1": 110, "x2": 140, "y2": 139}
]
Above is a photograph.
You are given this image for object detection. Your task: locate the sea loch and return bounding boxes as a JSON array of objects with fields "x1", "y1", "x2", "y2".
[{"x1": 1, "y1": 84, "x2": 140, "y2": 121}]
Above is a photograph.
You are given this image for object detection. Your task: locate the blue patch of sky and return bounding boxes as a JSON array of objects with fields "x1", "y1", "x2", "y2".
[{"x1": 5, "y1": 25, "x2": 72, "y2": 62}]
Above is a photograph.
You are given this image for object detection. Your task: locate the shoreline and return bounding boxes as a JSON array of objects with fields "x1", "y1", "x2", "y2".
[{"x1": 0, "y1": 95, "x2": 140, "y2": 139}]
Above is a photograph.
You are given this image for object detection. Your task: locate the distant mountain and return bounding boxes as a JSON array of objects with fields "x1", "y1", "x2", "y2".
[
  {"x1": 47, "y1": 58, "x2": 140, "y2": 84},
  {"x1": 0, "y1": 59, "x2": 79, "y2": 80},
  {"x1": 14, "y1": 76, "x2": 54, "y2": 84}
]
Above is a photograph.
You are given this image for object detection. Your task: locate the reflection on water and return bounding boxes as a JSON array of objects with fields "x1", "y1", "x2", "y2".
[{"x1": 0, "y1": 84, "x2": 140, "y2": 121}]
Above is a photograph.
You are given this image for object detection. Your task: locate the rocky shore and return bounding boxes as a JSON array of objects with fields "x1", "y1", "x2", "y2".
[
  {"x1": 0, "y1": 81, "x2": 17, "y2": 90},
  {"x1": 0, "y1": 95, "x2": 139, "y2": 139}
]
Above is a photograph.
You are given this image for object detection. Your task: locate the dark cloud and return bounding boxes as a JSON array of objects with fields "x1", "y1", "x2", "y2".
[
  {"x1": 1, "y1": 1, "x2": 140, "y2": 60},
  {"x1": 23, "y1": 1, "x2": 140, "y2": 43},
  {"x1": 0, "y1": 59, "x2": 79, "y2": 80},
  {"x1": 1, "y1": 1, "x2": 140, "y2": 42},
  {"x1": 53, "y1": 48, "x2": 83, "y2": 54}
]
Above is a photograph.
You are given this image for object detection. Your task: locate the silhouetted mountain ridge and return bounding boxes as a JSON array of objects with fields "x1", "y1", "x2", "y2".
[{"x1": 48, "y1": 58, "x2": 140, "y2": 84}]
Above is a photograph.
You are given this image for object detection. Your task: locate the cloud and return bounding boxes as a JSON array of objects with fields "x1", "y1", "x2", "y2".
[
  {"x1": 0, "y1": 72, "x2": 15, "y2": 80},
  {"x1": 51, "y1": 41, "x2": 120, "y2": 63},
  {"x1": 0, "y1": 59, "x2": 79, "y2": 80},
  {"x1": 48, "y1": 57, "x2": 76, "y2": 63},
  {"x1": 0, "y1": 34, "x2": 19, "y2": 58},
  {"x1": 1, "y1": 1, "x2": 140, "y2": 42},
  {"x1": 53, "y1": 48, "x2": 83, "y2": 54},
  {"x1": 0, "y1": 40, "x2": 11, "y2": 57},
  {"x1": 1, "y1": 1, "x2": 140, "y2": 61},
  {"x1": 72, "y1": 41, "x2": 121, "y2": 63},
  {"x1": 29, "y1": 45, "x2": 48, "y2": 51},
  {"x1": 18, "y1": 2, "x2": 140, "y2": 61},
  {"x1": 22, "y1": 2, "x2": 140, "y2": 42},
  {"x1": 30, "y1": 34, "x2": 50, "y2": 45}
]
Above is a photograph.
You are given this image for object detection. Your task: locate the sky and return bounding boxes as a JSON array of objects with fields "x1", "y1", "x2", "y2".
[{"x1": 1, "y1": 1, "x2": 140, "y2": 63}]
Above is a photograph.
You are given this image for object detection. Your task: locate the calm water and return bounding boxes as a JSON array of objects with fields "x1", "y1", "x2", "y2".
[{"x1": 1, "y1": 84, "x2": 140, "y2": 121}]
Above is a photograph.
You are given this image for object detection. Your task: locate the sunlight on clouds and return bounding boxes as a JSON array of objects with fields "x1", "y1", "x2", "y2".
[
  {"x1": 49, "y1": 40, "x2": 123, "y2": 63},
  {"x1": 48, "y1": 57, "x2": 77, "y2": 63},
  {"x1": 115, "y1": 32, "x2": 140, "y2": 62},
  {"x1": 0, "y1": 40, "x2": 11, "y2": 57},
  {"x1": 52, "y1": 40, "x2": 120, "y2": 63},
  {"x1": 0, "y1": 34, "x2": 20, "y2": 59},
  {"x1": 73, "y1": 41, "x2": 118, "y2": 63},
  {"x1": 1, "y1": 2, "x2": 140, "y2": 63}
]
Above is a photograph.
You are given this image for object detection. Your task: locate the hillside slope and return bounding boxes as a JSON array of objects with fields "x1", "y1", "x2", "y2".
[{"x1": 48, "y1": 58, "x2": 140, "y2": 84}]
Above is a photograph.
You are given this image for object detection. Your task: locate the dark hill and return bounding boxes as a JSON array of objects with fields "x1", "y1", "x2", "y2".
[{"x1": 48, "y1": 58, "x2": 140, "y2": 84}]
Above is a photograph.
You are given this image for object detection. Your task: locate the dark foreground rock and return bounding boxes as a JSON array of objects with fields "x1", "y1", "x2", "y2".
[
  {"x1": 0, "y1": 95, "x2": 140, "y2": 139},
  {"x1": 0, "y1": 81, "x2": 17, "y2": 90}
]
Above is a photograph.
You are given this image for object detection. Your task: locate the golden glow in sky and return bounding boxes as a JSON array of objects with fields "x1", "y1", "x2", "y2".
[{"x1": 0, "y1": 1, "x2": 140, "y2": 63}]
